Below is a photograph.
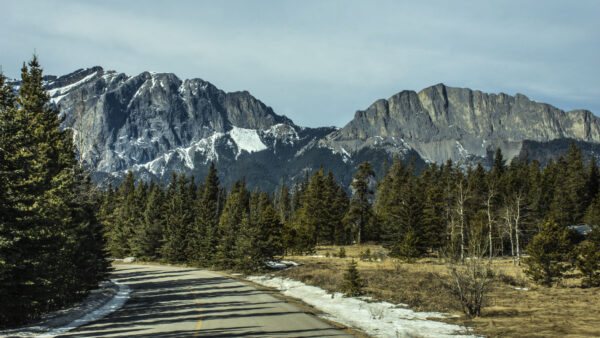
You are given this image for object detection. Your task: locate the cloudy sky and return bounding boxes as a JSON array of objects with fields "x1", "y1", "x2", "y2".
[{"x1": 1, "y1": 1, "x2": 598, "y2": 127}]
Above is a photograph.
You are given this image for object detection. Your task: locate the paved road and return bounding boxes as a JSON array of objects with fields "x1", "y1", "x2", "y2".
[{"x1": 59, "y1": 264, "x2": 354, "y2": 337}]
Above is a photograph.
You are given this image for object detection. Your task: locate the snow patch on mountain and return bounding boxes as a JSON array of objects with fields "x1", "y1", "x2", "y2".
[
  {"x1": 47, "y1": 71, "x2": 99, "y2": 98},
  {"x1": 131, "y1": 132, "x2": 225, "y2": 176},
  {"x1": 229, "y1": 126, "x2": 267, "y2": 158},
  {"x1": 265, "y1": 123, "x2": 300, "y2": 145}
]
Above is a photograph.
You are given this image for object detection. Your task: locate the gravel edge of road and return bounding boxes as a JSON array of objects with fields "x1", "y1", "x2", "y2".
[{"x1": 0, "y1": 281, "x2": 121, "y2": 337}]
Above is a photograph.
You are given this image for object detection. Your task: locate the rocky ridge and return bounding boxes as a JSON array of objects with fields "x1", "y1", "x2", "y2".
[{"x1": 13, "y1": 67, "x2": 599, "y2": 189}]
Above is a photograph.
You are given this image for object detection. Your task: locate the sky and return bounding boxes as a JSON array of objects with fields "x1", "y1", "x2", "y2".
[{"x1": 1, "y1": 0, "x2": 599, "y2": 127}]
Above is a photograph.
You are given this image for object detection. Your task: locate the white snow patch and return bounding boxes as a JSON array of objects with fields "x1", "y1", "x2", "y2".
[
  {"x1": 265, "y1": 123, "x2": 300, "y2": 144},
  {"x1": 50, "y1": 93, "x2": 68, "y2": 105},
  {"x1": 46, "y1": 72, "x2": 98, "y2": 98},
  {"x1": 247, "y1": 276, "x2": 473, "y2": 338},
  {"x1": 41, "y1": 282, "x2": 131, "y2": 337},
  {"x1": 265, "y1": 261, "x2": 288, "y2": 269},
  {"x1": 131, "y1": 132, "x2": 224, "y2": 176},
  {"x1": 456, "y1": 141, "x2": 468, "y2": 157},
  {"x1": 229, "y1": 126, "x2": 267, "y2": 158}
]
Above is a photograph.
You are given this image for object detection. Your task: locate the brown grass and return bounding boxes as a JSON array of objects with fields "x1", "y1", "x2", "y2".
[{"x1": 276, "y1": 244, "x2": 600, "y2": 338}]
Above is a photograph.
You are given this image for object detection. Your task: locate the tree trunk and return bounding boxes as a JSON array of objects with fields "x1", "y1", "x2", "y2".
[
  {"x1": 514, "y1": 194, "x2": 522, "y2": 266},
  {"x1": 486, "y1": 189, "x2": 495, "y2": 263}
]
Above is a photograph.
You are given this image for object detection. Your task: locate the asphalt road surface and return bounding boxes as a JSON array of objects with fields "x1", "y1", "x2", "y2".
[{"x1": 58, "y1": 264, "x2": 354, "y2": 337}]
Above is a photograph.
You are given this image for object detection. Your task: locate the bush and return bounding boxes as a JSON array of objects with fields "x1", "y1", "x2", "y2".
[
  {"x1": 359, "y1": 248, "x2": 371, "y2": 261},
  {"x1": 342, "y1": 260, "x2": 363, "y2": 296},
  {"x1": 444, "y1": 255, "x2": 495, "y2": 318},
  {"x1": 338, "y1": 247, "x2": 346, "y2": 258}
]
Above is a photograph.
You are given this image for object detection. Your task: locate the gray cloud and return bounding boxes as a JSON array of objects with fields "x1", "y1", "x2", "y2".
[{"x1": 1, "y1": 0, "x2": 598, "y2": 127}]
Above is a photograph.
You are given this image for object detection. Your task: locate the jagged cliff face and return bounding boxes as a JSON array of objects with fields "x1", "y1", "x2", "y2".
[
  {"x1": 14, "y1": 67, "x2": 599, "y2": 189},
  {"x1": 322, "y1": 83, "x2": 600, "y2": 166},
  {"x1": 45, "y1": 67, "x2": 293, "y2": 172}
]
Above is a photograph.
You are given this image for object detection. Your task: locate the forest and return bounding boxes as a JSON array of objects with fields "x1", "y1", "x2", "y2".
[{"x1": 100, "y1": 140, "x2": 600, "y2": 286}]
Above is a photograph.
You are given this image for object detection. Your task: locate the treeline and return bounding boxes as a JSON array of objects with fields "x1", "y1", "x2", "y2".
[
  {"x1": 101, "y1": 164, "x2": 350, "y2": 272},
  {"x1": 103, "y1": 144, "x2": 599, "y2": 269},
  {"x1": 373, "y1": 147, "x2": 600, "y2": 263},
  {"x1": 0, "y1": 58, "x2": 109, "y2": 327}
]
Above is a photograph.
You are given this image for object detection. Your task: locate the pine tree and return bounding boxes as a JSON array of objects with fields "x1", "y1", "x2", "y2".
[
  {"x1": 215, "y1": 179, "x2": 249, "y2": 268},
  {"x1": 345, "y1": 162, "x2": 375, "y2": 244},
  {"x1": 586, "y1": 156, "x2": 599, "y2": 206},
  {"x1": 161, "y1": 173, "x2": 193, "y2": 263},
  {"x1": 576, "y1": 226, "x2": 600, "y2": 287},
  {"x1": 188, "y1": 162, "x2": 220, "y2": 265},
  {"x1": 0, "y1": 57, "x2": 108, "y2": 325},
  {"x1": 524, "y1": 220, "x2": 574, "y2": 286},
  {"x1": 421, "y1": 164, "x2": 446, "y2": 253},
  {"x1": 106, "y1": 171, "x2": 135, "y2": 257},
  {"x1": 129, "y1": 181, "x2": 164, "y2": 260},
  {"x1": 342, "y1": 260, "x2": 364, "y2": 297}
]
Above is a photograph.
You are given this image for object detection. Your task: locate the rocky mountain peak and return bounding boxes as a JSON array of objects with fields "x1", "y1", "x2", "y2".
[{"x1": 322, "y1": 84, "x2": 600, "y2": 167}]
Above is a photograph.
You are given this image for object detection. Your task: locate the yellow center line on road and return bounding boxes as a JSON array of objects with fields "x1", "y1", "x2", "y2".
[
  {"x1": 187, "y1": 286, "x2": 203, "y2": 335},
  {"x1": 194, "y1": 296, "x2": 203, "y2": 332}
]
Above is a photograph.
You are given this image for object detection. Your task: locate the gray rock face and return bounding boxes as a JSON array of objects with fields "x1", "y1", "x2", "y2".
[
  {"x1": 29, "y1": 68, "x2": 600, "y2": 189},
  {"x1": 323, "y1": 83, "x2": 600, "y2": 166},
  {"x1": 41, "y1": 67, "x2": 338, "y2": 189},
  {"x1": 45, "y1": 67, "x2": 292, "y2": 170}
]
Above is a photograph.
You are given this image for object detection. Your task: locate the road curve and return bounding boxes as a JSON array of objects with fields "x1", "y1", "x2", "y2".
[{"x1": 58, "y1": 264, "x2": 354, "y2": 337}]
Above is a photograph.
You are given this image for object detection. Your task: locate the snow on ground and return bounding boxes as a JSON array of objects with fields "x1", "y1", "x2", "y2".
[
  {"x1": 247, "y1": 276, "x2": 474, "y2": 338},
  {"x1": 229, "y1": 126, "x2": 267, "y2": 158},
  {"x1": 265, "y1": 260, "x2": 299, "y2": 269},
  {"x1": 40, "y1": 282, "x2": 131, "y2": 337}
]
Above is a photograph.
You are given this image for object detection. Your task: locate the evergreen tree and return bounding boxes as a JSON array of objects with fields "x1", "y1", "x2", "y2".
[
  {"x1": 188, "y1": 162, "x2": 220, "y2": 265},
  {"x1": 576, "y1": 226, "x2": 600, "y2": 287},
  {"x1": 586, "y1": 156, "x2": 599, "y2": 206},
  {"x1": 421, "y1": 164, "x2": 446, "y2": 253},
  {"x1": 345, "y1": 162, "x2": 375, "y2": 244},
  {"x1": 0, "y1": 57, "x2": 108, "y2": 326},
  {"x1": 129, "y1": 181, "x2": 164, "y2": 260},
  {"x1": 215, "y1": 179, "x2": 249, "y2": 268},
  {"x1": 524, "y1": 220, "x2": 574, "y2": 286},
  {"x1": 342, "y1": 260, "x2": 364, "y2": 297},
  {"x1": 161, "y1": 173, "x2": 193, "y2": 263}
]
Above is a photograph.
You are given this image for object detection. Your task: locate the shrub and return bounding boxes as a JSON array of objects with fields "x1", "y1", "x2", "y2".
[
  {"x1": 338, "y1": 247, "x2": 346, "y2": 258},
  {"x1": 359, "y1": 248, "x2": 371, "y2": 261},
  {"x1": 444, "y1": 255, "x2": 495, "y2": 318}
]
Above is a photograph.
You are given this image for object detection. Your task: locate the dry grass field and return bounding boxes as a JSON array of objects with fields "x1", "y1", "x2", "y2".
[{"x1": 275, "y1": 245, "x2": 600, "y2": 337}]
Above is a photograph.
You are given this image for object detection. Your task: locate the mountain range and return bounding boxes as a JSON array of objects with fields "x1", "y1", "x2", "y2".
[{"x1": 11, "y1": 67, "x2": 600, "y2": 190}]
